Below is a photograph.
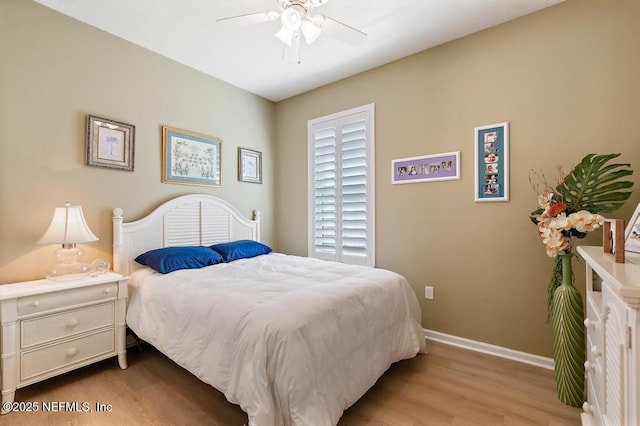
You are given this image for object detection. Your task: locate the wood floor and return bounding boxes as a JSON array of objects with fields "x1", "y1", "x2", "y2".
[{"x1": 2, "y1": 341, "x2": 581, "y2": 425}]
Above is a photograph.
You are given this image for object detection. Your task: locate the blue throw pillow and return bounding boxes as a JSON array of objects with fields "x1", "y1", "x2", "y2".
[
  {"x1": 135, "y1": 246, "x2": 224, "y2": 274},
  {"x1": 210, "y1": 240, "x2": 272, "y2": 262}
]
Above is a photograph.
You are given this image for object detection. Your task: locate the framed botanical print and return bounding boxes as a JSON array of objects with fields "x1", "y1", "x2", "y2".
[
  {"x1": 86, "y1": 115, "x2": 135, "y2": 171},
  {"x1": 238, "y1": 147, "x2": 262, "y2": 184},
  {"x1": 162, "y1": 126, "x2": 222, "y2": 187}
]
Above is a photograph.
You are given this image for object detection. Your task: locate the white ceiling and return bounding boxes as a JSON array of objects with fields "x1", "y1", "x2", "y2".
[{"x1": 34, "y1": 0, "x2": 563, "y2": 102}]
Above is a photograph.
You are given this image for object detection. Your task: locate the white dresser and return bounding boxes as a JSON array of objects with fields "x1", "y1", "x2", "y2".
[
  {"x1": 0, "y1": 273, "x2": 128, "y2": 414},
  {"x1": 578, "y1": 246, "x2": 640, "y2": 425}
]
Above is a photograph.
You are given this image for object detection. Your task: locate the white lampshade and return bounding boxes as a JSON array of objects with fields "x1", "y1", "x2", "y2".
[
  {"x1": 37, "y1": 203, "x2": 99, "y2": 281},
  {"x1": 37, "y1": 203, "x2": 98, "y2": 246}
]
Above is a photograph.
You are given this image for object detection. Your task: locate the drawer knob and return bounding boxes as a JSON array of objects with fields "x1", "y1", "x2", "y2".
[
  {"x1": 66, "y1": 318, "x2": 79, "y2": 328},
  {"x1": 30, "y1": 300, "x2": 40, "y2": 308},
  {"x1": 584, "y1": 361, "x2": 596, "y2": 372},
  {"x1": 591, "y1": 345, "x2": 602, "y2": 357},
  {"x1": 582, "y1": 401, "x2": 592, "y2": 414},
  {"x1": 103, "y1": 288, "x2": 111, "y2": 294},
  {"x1": 66, "y1": 347, "x2": 78, "y2": 357}
]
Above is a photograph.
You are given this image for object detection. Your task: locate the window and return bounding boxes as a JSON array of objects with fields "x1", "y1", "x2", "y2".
[{"x1": 308, "y1": 104, "x2": 375, "y2": 267}]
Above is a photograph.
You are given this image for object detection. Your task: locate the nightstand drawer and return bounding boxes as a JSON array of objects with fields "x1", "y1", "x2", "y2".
[
  {"x1": 17, "y1": 282, "x2": 117, "y2": 316},
  {"x1": 21, "y1": 302, "x2": 114, "y2": 349},
  {"x1": 20, "y1": 329, "x2": 114, "y2": 381}
]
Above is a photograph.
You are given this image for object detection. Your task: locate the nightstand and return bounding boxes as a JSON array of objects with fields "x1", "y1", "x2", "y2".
[{"x1": 0, "y1": 272, "x2": 128, "y2": 414}]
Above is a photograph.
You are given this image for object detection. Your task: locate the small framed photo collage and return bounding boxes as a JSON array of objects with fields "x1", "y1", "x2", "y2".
[{"x1": 474, "y1": 122, "x2": 509, "y2": 202}]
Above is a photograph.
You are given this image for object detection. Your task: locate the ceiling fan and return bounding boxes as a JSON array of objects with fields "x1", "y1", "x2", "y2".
[{"x1": 217, "y1": 0, "x2": 367, "y2": 62}]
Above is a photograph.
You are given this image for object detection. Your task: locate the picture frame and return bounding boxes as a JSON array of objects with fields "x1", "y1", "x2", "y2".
[
  {"x1": 162, "y1": 126, "x2": 222, "y2": 187},
  {"x1": 474, "y1": 122, "x2": 509, "y2": 202},
  {"x1": 391, "y1": 151, "x2": 460, "y2": 184},
  {"x1": 625, "y1": 203, "x2": 640, "y2": 253},
  {"x1": 238, "y1": 147, "x2": 262, "y2": 184},
  {"x1": 603, "y1": 218, "x2": 625, "y2": 263},
  {"x1": 86, "y1": 115, "x2": 135, "y2": 171}
]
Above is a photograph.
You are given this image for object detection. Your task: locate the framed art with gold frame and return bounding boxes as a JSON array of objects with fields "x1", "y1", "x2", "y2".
[{"x1": 162, "y1": 126, "x2": 222, "y2": 187}]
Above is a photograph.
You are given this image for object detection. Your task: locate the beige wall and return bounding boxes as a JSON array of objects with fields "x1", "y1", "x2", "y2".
[
  {"x1": 0, "y1": 0, "x2": 275, "y2": 284},
  {"x1": 274, "y1": 0, "x2": 640, "y2": 357}
]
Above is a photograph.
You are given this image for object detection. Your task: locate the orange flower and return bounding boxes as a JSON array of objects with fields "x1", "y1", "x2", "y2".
[{"x1": 548, "y1": 202, "x2": 566, "y2": 217}]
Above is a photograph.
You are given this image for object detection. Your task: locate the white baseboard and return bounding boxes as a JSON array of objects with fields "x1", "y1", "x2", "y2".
[{"x1": 424, "y1": 329, "x2": 554, "y2": 370}]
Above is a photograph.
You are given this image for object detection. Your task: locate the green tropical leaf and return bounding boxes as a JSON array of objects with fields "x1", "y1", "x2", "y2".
[
  {"x1": 555, "y1": 153, "x2": 633, "y2": 214},
  {"x1": 530, "y1": 207, "x2": 544, "y2": 225}
]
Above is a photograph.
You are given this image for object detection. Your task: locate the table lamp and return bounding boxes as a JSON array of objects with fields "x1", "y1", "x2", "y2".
[{"x1": 37, "y1": 202, "x2": 99, "y2": 281}]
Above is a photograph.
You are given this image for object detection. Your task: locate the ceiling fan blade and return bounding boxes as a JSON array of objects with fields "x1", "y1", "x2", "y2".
[
  {"x1": 217, "y1": 11, "x2": 280, "y2": 26},
  {"x1": 282, "y1": 32, "x2": 301, "y2": 64},
  {"x1": 316, "y1": 15, "x2": 367, "y2": 45}
]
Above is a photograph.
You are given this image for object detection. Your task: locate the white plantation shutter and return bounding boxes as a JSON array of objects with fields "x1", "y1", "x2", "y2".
[
  {"x1": 308, "y1": 104, "x2": 375, "y2": 266},
  {"x1": 341, "y1": 119, "x2": 367, "y2": 258},
  {"x1": 313, "y1": 127, "x2": 337, "y2": 254}
]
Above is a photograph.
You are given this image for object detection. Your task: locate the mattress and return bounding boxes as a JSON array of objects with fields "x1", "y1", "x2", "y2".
[{"x1": 126, "y1": 253, "x2": 426, "y2": 425}]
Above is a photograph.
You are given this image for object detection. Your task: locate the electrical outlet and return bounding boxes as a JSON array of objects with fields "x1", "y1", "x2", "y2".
[{"x1": 425, "y1": 286, "x2": 434, "y2": 300}]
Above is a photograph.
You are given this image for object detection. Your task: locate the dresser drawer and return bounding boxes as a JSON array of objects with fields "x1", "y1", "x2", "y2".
[
  {"x1": 20, "y1": 329, "x2": 115, "y2": 381},
  {"x1": 17, "y1": 283, "x2": 118, "y2": 316},
  {"x1": 585, "y1": 377, "x2": 603, "y2": 426},
  {"x1": 586, "y1": 293, "x2": 603, "y2": 352},
  {"x1": 20, "y1": 302, "x2": 114, "y2": 349},
  {"x1": 586, "y1": 334, "x2": 604, "y2": 406}
]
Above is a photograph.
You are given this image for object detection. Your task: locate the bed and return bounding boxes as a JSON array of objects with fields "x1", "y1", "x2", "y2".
[{"x1": 113, "y1": 194, "x2": 426, "y2": 426}]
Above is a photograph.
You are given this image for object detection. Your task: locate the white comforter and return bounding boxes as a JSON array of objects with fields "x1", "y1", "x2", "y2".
[{"x1": 126, "y1": 253, "x2": 426, "y2": 426}]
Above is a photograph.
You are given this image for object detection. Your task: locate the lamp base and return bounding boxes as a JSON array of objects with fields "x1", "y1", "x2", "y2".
[{"x1": 45, "y1": 247, "x2": 92, "y2": 282}]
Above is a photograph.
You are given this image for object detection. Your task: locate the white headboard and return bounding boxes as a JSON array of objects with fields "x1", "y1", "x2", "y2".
[{"x1": 113, "y1": 194, "x2": 260, "y2": 276}]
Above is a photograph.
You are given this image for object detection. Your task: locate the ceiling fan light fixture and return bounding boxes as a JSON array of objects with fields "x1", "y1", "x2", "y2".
[
  {"x1": 219, "y1": 0, "x2": 367, "y2": 59},
  {"x1": 275, "y1": 26, "x2": 295, "y2": 46},
  {"x1": 281, "y1": 6, "x2": 305, "y2": 31},
  {"x1": 301, "y1": 19, "x2": 321, "y2": 44}
]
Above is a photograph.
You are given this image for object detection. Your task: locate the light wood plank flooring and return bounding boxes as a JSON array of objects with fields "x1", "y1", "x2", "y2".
[{"x1": 2, "y1": 341, "x2": 581, "y2": 425}]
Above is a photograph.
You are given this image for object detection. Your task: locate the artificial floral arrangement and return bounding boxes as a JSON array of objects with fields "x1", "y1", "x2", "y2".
[
  {"x1": 534, "y1": 191, "x2": 604, "y2": 258},
  {"x1": 530, "y1": 153, "x2": 634, "y2": 311},
  {"x1": 529, "y1": 153, "x2": 633, "y2": 407}
]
